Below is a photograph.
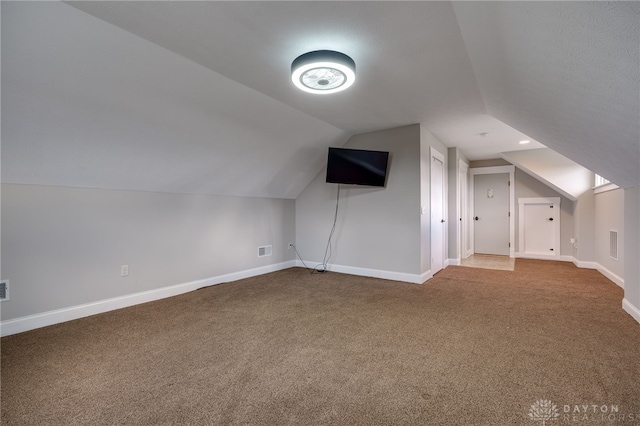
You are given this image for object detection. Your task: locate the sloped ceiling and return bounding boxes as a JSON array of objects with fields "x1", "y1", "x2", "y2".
[
  {"x1": 2, "y1": 1, "x2": 638, "y2": 199},
  {"x1": 453, "y1": 1, "x2": 639, "y2": 189},
  {"x1": 501, "y1": 149, "x2": 593, "y2": 201}
]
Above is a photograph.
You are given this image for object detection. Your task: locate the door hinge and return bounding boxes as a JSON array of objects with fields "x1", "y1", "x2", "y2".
[
  {"x1": 508, "y1": 181, "x2": 511, "y2": 186},
  {"x1": 509, "y1": 242, "x2": 511, "y2": 247},
  {"x1": 508, "y1": 211, "x2": 510, "y2": 217}
]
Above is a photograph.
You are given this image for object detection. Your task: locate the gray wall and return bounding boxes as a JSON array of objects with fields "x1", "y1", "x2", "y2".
[
  {"x1": 1, "y1": 184, "x2": 295, "y2": 320},
  {"x1": 594, "y1": 188, "x2": 624, "y2": 278},
  {"x1": 574, "y1": 189, "x2": 596, "y2": 262},
  {"x1": 514, "y1": 169, "x2": 575, "y2": 257},
  {"x1": 468, "y1": 159, "x2": 511, "y2": 168},
  {"x1": 295, "y1": 125, "x2": 422, "y2": 275},
  {"x1": 624, "y1": 187, "x2": 639, "y2": 316}
]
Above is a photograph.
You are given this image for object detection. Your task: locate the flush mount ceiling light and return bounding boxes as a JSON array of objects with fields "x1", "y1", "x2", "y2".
[
  {"x1": 291, "y1": 50, "x2": 356, "y2": 94},
  {"x1": 519, "y1": 140, "x2": 531, "y2": 145}
]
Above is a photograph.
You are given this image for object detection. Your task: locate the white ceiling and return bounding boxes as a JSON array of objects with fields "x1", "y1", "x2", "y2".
[{"x1": 2, "y1": 1, "x2": 638, "y2": 198}]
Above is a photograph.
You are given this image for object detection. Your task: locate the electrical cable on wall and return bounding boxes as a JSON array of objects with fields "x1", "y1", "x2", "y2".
[
  {"x1": 290, "y1": 184, "x2": 341, "y2": 275},
  {"x1": 318, "y1": 184, "x2": 340, "y2": 272}
]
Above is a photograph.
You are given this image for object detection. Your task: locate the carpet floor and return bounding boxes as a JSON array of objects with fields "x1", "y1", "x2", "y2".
[{"x1": 2, "y1": 259, "x2": 639, "y2": 425}]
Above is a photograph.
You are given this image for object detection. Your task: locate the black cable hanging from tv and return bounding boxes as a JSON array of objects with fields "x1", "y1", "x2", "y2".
[
  {"x1": 317, "y1": 184, "x2": 341, "y2": 273},
  {"x1": 290, "y1": 184, "x2": 340, "y2": 275}
]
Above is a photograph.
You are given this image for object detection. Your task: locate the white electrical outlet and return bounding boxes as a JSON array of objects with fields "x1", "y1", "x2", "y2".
[{"x1": 120, "y1": 265, "x2": 129, "y2": 277}]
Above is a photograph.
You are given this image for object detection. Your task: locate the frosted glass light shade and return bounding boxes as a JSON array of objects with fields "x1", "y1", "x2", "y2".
[{"x1": 291, "y1": 50, "x2": 356, "y2": 94}]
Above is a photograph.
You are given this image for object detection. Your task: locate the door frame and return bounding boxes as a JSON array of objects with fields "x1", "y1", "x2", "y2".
[
  {"x1": 518, "y1": 197, "x2": 560, "y2": 258},
  {"x1": 430, "y1": 147, "x2": 446, "y2": 274},
  {"x1": 470, "y1": 165, "x2": 515, "y2": 258},
  {"x1": 458, "y1": 159, "x2": 470, "y2": 260}
]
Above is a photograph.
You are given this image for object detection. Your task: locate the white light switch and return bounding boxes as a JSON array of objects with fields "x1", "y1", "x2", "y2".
[{"x1": 120, "y1": 265, "x2": 129, "y2": 277}]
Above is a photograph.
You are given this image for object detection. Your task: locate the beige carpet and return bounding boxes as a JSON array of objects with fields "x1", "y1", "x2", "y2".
[{"x1": 2, "y1": 259, "x2": 639, "y2": 425}]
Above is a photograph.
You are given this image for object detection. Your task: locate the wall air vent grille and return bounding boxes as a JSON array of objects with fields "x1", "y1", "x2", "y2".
[
  {"x1": 609, "y1": 230, "x2": 618, "y2": 261},
  {"x1": 258, "y1": 245, "x2": 272, "y2": 257},
  {"x1": 0, "y1": 280, "x2": 9, "y2": 301}
]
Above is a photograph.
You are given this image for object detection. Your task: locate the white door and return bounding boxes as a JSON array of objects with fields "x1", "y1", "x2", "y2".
[
  {"x1": 431, "y1": 149, "x2": 445, "y2": 273},
  {"x1": 519, "y1": 198, "x2": 560, "y2": 256},
  {"x1": 474, "y1": 173, "x2": 510, "y2": 255}
]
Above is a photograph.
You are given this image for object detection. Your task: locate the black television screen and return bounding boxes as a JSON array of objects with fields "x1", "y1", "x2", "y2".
[{"x1": 326, "y1": 147, "x2": 389, "y2": 187}]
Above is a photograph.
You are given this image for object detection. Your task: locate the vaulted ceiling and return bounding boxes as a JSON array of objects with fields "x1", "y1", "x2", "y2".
[{"x1": 2, "y1": 1, "x2": 638, "y2": 198}]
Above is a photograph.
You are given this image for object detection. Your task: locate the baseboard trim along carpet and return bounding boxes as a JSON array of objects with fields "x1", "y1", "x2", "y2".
[
  {"x1": 622, "y1": 298, "x2": 640, "y2": 325},
  {"x1": 514, "y1": 253, "x2": 625, "y2": 289},
  {"x1": 572, "y1": 258, "x2": 624, "y2": 288},
  {"x1": 296, "y1": 260, "x2": 426, "y2": 284},
  {"x1": 0, "y1": 260, "x2": 297, "y2": 337}
]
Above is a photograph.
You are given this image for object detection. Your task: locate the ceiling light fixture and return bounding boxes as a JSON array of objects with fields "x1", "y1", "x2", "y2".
[
  {"x1": 291, "y1": 50, "x2": 356, "y2": 94},
  {"x1": 519, "y1": 140, "x2": 530, "y2": 145}
]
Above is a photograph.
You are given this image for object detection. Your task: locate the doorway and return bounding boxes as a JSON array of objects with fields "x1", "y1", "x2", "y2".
[
  {"x1": 470, "y1": 166, "x2": 515, "y2": 257},
  {"x1": 474, "y1": 173, "x2": 510, "y2": 255}
]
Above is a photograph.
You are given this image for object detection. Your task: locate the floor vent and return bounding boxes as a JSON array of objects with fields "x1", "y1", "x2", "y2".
[
  {"x1": 609, "y1": 230, "x2": 618, "y2": 261},
  {"x1": 258, "y1": 245, "x2": 272, "y2": 257},
  {"x1": 0, "y1": 280, "x2": 9, "y2": 301}
]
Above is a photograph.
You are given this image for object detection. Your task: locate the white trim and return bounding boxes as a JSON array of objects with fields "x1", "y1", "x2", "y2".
[
  {"x1": 430, "y1": 146, "x2": 446, "y2": 275},
  {"x1": 517, "y1": 197, "x2": 561, "y2": 258},
  {"x1": 297, "y1": 260, "x2": 426, "y2": 284},
  {"x1": 517, "y1": 197, "x2": 560, "y2": 204},
  {"x1": 572, "y1": 259, "x2": 599, "y2": 269},
  {"x1": 420, "y1": 270, "x2": 433, "y2": 284},
  {"x1": 622, "y1": 299, "x2": 640, "y2": 325},
  {"x1": 470, "y1": 165, "x2": 515, "y2": 258},
  {"x1": 514, "y1": 254, "x2": 624, "y2": 289},
  {"x1": 448, "y1": 258, "x2": 461, "y2": 266},
  {"x1": 595, "y1": 264, "x2": 624, "y2": 288},
  {"x1": 568, "y1": 257, "x2": 624, "y2": 288},
  {"x1": 458, "y1": 159, "x2": 469, "y2": 262},
  {"x1": 0, "y1": 261, "x2": 297, "y2": 337},
  {"x1": 593, "y1": 182, "x2": 619, "y2": 194},
  {"x1": 516, "y1": 252, "x2": 573, "y2": 262}
]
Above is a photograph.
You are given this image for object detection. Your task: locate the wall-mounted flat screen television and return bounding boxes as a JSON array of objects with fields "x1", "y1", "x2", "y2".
[{"x1": 326, "y1": 147, "x2": 389, "y2": 187}]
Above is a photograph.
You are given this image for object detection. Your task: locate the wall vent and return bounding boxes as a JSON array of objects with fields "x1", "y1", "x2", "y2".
[
  {"x1": 0, "y1": 280, "x2": 9, "y2": 301},
  {"x1": 258, "y1": 245, "x2": 272, "y2": 257},
  {"x1": 609, "y1": 230, "x2": 618, "y2": 261}
]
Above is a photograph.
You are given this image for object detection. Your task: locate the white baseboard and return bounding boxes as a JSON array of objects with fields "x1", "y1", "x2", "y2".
[
  {"x1": 622, "y1": 298, "x2": 640, "y2": 325},
  {"x1": 572, "y1": 259, "x2": 599, "y2": 269},
  {"x1": 595, "y1": 265, "x2": 624, "y2": 288},
  {"x1": 569, "y1": 257, "x2": 624, "y2": 288},
  {"x1": 0, "y1": 260, "x2": 297, "y2": 337},
  {"x1": 515, "y1": 252, "x2": 573, "y2": 262},
  {"x1": 513, "y1": 253, "x2": 624, "y2": 288},
  {"x1": 448, "y1": 258, "x2": 461, "y2": 266},
  {"x1": 296, "y1": 260, "x2": 425, "y2": 284},
  {"x1": 420, "y1": 269, "x2": 433, "y2": 284}
]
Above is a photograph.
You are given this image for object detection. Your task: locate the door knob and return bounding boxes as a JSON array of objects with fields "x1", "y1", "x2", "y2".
[
  {"x1": 548, "y1": 217, "x2": 554, "y2": 221},
  {"x1": 474, "y1": 216, "x2": 479, "y2": 221},
  {"x1": 441, "y1": 219, "x2": 445, "y2": 223}
]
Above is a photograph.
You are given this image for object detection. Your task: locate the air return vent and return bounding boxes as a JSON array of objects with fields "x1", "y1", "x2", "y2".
[
  {"x1": 609, "y1": 230, "x2": 618, "y2": 261},
  {"x1": 0, "y1": 280, "x2": 9, "y2": 301},
  {"x1": 258, "y1": 245, "x2": 272, "y2": 257}
]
